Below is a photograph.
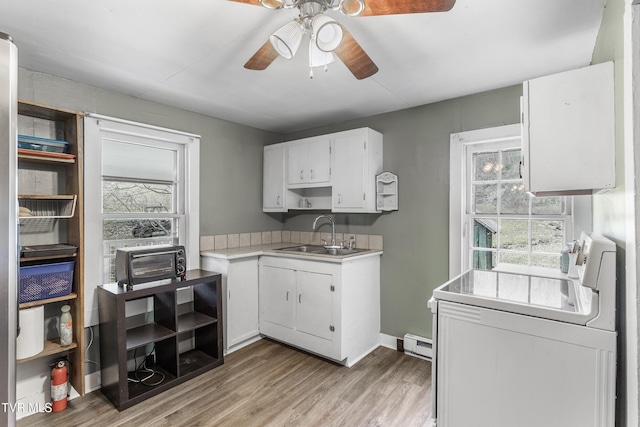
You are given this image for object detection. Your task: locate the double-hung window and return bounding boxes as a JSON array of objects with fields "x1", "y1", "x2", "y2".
[
  {"x1": 450, "y1": 124, "x2": 586, "y2": 276},
  {"x1": 466, "y1": 142, "x2": 570, "y2": 270},
  {"x1": 84, "y1": 115, "x2": 200, "y2": 326},
  {"x1": 101, "y1": 138, "x2": 183, "y2": 282}
]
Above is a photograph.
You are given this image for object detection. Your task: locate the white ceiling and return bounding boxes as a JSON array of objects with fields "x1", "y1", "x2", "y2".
[{"x1": 0, "y1": 0, "x2": 606, "y2": 134}]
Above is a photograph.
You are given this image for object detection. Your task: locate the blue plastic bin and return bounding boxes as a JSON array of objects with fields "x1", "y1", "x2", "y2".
[
  {"x1": 19, "y1": 261, "x2": 74, "y2": 303},
  {"x1": 18, "y1": 134, "x2": 69, "y2": 153}
]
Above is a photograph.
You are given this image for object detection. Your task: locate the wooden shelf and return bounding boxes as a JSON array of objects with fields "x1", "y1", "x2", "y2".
[
  {"x1": 178, "y1": 349, "x2": 216, "y2": 376},
  {"x1": 20, "y1": 253, "x2": 77, "y2": 264},
  {"x1": 18, "y1": 150, "x2": 76, "y2": 164},
  {"x1": 17, "y1": 99, "x2": 85, "y2": 396},
  {"x1": 177, "y1": 312, "x2": 217, "y2": 333},
  {"x1": 19, "y1": 292, "x2": 78, "y2": 310},
  {"x1": 126, "y1": 324, "x2": 176, "y2": 350},
  {"x1": 16, "y1": 339, "x2": 78, "y2": 364}
]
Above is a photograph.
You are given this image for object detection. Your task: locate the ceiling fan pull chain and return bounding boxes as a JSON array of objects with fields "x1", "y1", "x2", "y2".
[{"x1": 309, "y1": 68, "x2": 314, "y2": 79}]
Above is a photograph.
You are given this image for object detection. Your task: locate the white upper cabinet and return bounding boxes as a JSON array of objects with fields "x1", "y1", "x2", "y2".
[
  {"x1": 287, "y1": 137, "x2": 331, "y2": 187},
  {"x1": 263, "y1": 144, "x2": 287, "y2": 212},
  {"x1": 332, "y1": 128, "x2": 383, "y2": 213},
  {"x1": 262, "y1": 127, "x2": 384, "y2": 213},
  {"x1": 521, "y1": 62, "x2": 615, "y2": 195}
]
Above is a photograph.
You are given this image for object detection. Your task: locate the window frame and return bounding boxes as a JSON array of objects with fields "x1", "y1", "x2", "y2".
[
  {"x1": 84, "y1": 114, "x2": 200, "y2": 327},
  {"x1": 465, "y1": 142, "x2": 572, "y2": 270},
  {"x1": 449, "y1": 124, "x2": 592, "y2": 278}
]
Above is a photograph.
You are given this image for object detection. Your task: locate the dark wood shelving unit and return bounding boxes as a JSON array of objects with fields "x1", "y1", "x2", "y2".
[{"x1": 97, "y1": 270, "x2": 223, "y2": 411}]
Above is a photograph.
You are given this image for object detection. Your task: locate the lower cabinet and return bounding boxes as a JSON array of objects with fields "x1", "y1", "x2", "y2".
[
  {"x1": 259, "y1": 255, "x2": 380, "y2": 367},
  {"x1": 97, "y1": 270, "x2": 223, "y2": 410},
  {"x1": 200, "y1": 255, "x2": 260, "y2": 351},
  {"x1": 260, "y1": 266, "x2": 334, "y2": 341}
]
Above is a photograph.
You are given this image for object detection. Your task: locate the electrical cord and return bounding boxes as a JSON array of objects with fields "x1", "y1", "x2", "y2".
[
  {"x1": 85, "y1": 326, "x2": 101, "y2": 370},
  {"x1": 127, "y1": 346, "x2": 165, "y2": 387}
]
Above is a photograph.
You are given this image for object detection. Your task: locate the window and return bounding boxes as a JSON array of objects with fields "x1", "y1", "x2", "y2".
[
  {"x1": 467, "y1": 144, "x2": 569, "y2": 270},
  {"x1": 100, "y1": 138, "x2": 184, "y2": 282},
  {"x1": 449, "y1": 125, "x2": 589, "y2": 277},
  {"x1": 84, "y1": 115, "x2": 200, "y2": 326}
]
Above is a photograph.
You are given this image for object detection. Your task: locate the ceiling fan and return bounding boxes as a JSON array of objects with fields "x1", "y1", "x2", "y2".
[{"x1": 232, "y1": 0, "x2": 456, "y2": 79}]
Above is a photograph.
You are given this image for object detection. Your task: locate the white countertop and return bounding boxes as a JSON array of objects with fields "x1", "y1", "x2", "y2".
[{"x1": 200, "y1": 242, "x2": 382, "y2": 263}]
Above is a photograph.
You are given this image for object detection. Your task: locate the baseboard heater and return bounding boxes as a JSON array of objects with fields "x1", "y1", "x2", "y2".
[{"x1": 403, "y1": 333, "x2": 432, "y2": 360}]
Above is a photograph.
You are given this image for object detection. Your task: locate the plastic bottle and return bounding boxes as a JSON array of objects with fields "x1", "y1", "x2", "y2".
[
  {"x1": 560, "y1": 243, "x2": 571, "y2": 273},
  {"x1": 60, "y1": 305, "x2": 72, "y2": 346}
]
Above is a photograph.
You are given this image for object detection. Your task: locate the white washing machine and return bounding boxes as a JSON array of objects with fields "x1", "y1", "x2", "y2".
[{"x1": 429, "y1": 232, "x2": 617, "y2": 427}]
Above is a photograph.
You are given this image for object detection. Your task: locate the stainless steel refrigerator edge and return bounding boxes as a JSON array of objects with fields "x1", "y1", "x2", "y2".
[{"x1": 0, "y1": 32, "x2": 18, "y2": 427}]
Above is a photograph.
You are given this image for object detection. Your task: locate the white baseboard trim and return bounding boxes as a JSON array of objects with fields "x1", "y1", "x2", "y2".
[
  {"x1": 224, "y1": 335, "x2": 263, "y2": 356},
  {"x1": 345, "y1": 343, "x2": 380, "y2": 367},
  {"x1": 379, "y1": 333, "x2": 401, "y2": 350},
  {"x1": 85, "y1": 371, "x2": 101, "y2": 393}
]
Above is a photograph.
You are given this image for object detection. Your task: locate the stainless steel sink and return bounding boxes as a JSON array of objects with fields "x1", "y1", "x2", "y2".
[
  {"x1": 277, "y1": 245, "x2": 325, "y2": 253},
  {"x1": 312, "y1": 248, "x2": 358, "y2": 256},
  {"x1": 276, "y1": 245, "x2": 362, "y2": 256}
]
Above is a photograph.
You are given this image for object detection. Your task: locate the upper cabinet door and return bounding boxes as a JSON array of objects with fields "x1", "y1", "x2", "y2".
[
  {"x1": 522, "y1": 62, "x2": 615, "y2": 195},
  {"x1": 287, "y1": 143, "x2": 308, "y2": 186},
  {"x1": 332, "y1": 128, "x2": 383, "y2": 213},
  {"x1": 287, "y1": 137, "x2": 331, "y2": 187},
  {"x1": 307, "y1": 139, "x2": 331, "y2": 184},
  {"x1": 263, "y1": 145, "x2": 286, "y2": 212}
]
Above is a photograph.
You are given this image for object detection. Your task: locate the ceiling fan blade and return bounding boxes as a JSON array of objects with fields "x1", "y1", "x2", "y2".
[
  {"x1": 334, "y1": 26, "x2": 378, "y2": 80},
  {"x1": 228, "y1": 0, "x2": 262, "y2": 6},
  {"x1": 352, "y1": 0, "x2": 456, "y2": 16},
  {"x1": 228, "y1": 0, "x2": 284, "y2": 7},
  {"x1": 244, "y1": 40, "x2": 280, "y2": 70}
]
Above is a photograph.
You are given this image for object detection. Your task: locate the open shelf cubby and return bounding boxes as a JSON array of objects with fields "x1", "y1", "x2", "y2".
[{"x1": 98, "y1": 270, "x2": 223, "y2": 410}]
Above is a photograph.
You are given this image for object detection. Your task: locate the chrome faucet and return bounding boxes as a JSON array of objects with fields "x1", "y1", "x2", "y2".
[{"x1": 313, "y1": 214, "x2": 339, "y2": 248}]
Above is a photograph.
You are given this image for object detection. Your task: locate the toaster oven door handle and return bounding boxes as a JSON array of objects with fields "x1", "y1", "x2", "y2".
[{"x1": 131, "y1": 250, "x2": 176, "y2": 258}]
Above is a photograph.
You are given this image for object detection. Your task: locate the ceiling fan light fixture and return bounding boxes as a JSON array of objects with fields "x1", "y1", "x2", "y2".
[
  {"x1": 309, "y1": 38, "x2": 335, "y2": 68},
  {"x1": 311, "y1": 14, "x2": 343, "y2": 52},
  {"x1": 259, "y1": 0, "x2": 286, "y2": 10},
  {"x1": 269, "y1": 20, "x2": 304, "y2": 59},
  {"x1": 338, "y1": 0, "x2": 365, "y2": 16},
  {"x1": 308, "y1": 38, "x2": 335, "y2": 79}
]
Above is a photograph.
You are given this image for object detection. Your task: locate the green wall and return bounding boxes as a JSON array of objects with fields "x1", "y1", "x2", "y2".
[
  {"x1": 17, "y1": 68, "x2": 283, "y2": 236},
  {"x1": 17, "y1": 67, "x2": 522, "y2": 341},
  {"x1": 282, "y1": 85, "x2": 523, "y2": 339},
  {"x1": 590, "y1": 0, "x2": 631, "y2": 424}
]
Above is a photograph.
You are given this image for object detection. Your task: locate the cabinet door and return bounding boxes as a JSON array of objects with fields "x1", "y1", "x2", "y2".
[
  {"x1": 259, "y1": 265, "x2": 295, "y2": 329},
  {"x1": 227, "y1": 259, "x2": 259, "y2": 347},
  {"x1": 296, "y1": 270, "x2": 334, "y2": 341},
  {"x1": 263, "y1": 145, "x2": 286, "y2": 212},
  {"x1": 287, "y1": 144, "x2": 307, "y2": 186},
  {"x1": 522, "y1": 62, "x2": 614, "y2": 194},
  {"x1": 307, "y1": 138, "x2": 331, "y2": 184},
  {"x1": 332, "y1": 133, "x2": 366, "y2": 211}
]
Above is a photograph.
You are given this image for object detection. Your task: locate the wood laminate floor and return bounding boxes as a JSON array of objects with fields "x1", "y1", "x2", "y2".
[{"x1": 18, "y1": 339, "x2": 433, "y2": 427}]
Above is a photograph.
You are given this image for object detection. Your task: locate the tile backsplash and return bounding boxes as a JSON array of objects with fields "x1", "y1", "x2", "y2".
[{"x1": 200, "y1": 230, "x2": 383, "y2": 251}]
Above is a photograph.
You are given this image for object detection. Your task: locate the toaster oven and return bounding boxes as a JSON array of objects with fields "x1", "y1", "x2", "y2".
[{"x1": 116, "y1": 245, "x2": 186, "y2": 289}]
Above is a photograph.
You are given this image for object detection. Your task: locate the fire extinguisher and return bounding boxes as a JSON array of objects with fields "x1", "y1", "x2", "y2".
[{"x1": 50, "y1": 359, "x2": 69, "y2": 412}]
